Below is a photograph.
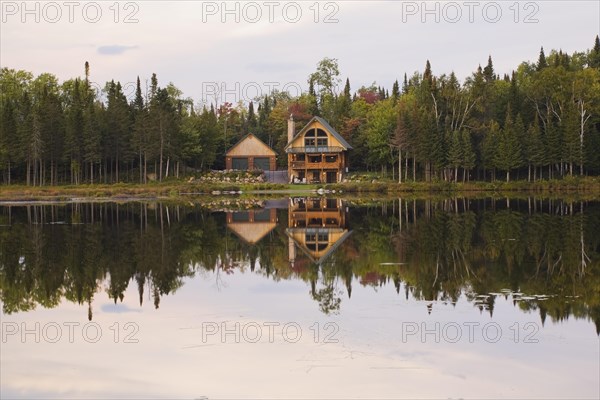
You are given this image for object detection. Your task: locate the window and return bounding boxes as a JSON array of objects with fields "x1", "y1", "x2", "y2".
[
  {"x1": 305, "y1": 138, "x2": 316, "y2": 146},
  {"x1": 317, "y1": 138, "x2": 327, "y2": 146}
]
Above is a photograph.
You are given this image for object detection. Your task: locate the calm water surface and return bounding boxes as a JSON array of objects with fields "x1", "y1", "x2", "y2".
[{"x1": 1, "y1": 197, "x2": 599, "y2": 399}]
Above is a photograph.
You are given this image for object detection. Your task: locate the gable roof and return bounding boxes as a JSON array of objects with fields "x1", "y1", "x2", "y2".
[
  {"x1": 226, "y1": 133, "x2": 276, "y2": 156},
  {"x1": 286, "y1": 228, "x2": 353, "y2": 265},
  {"x1": 228, "y1": 221, "x2": 277, "y2": 244},
  {"x1": 285, "y1": 116, "x2": 353, "y2": 151}
]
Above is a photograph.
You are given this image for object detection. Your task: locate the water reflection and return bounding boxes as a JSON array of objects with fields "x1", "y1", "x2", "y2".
[
  {"x1": 0, "y1": 198, "x2": 599, "y2": 334},
  {"x1": 287, "y1": 197, "x2": 351, "y2": 265}
]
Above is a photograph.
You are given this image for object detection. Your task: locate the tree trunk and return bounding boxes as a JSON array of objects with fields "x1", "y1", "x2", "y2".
[{"x1": 398, "y1": 149, "x2": 402, "y2": 184}]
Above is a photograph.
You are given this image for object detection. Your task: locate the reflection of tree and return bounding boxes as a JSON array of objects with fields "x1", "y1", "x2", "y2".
[
  {"x1": 311, "y1": 283, "x2": 341, "y2": 315},
  {"x1": 0, "y1": 199, "x2": 598, "y2": 334}
]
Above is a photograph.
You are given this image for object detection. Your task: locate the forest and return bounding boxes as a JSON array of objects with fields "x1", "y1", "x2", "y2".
[{"x1": 1, "y1": 36, "x2": 600, "y2": 185}]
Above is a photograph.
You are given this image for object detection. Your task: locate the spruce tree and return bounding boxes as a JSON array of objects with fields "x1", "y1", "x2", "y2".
[
  {"x1": 537, "y1": 47, "x2": 548, "y2": 71},
  {"x1": 461, "y1": 130, "x2": 476, "y2": 181},
  {"x1": 495, "y1": 110, "x2": 523, "y2": 181},
  {"x1": 483, "y1": 55, "x2": 495, "y2": 83},
  {"x1": 402, "y1": 73, "x2": 409, "y2": 94},
  {"x1": 447, "y1": 130, "x2": 462, "y2": 182},
  {"x1": 391, "y1": 80, "x2": 400, "y2": 103},
  {"x1": 589, "y1": 35, "x2": 600, "y2": 69}
]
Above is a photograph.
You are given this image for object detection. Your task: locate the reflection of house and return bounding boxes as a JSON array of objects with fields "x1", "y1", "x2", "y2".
[
  {"x1": 285, "y1": 116, "x2": 352, "y2": 183},
  {"x1": 225, "y1": 133, "x2": 277, "y2": 171},
  {"x1": 286, "y1": 198, "x2": 351, "y2": 265},
  {"x1": 226, "y1": 209, "x2": 277, "y2": 244}
]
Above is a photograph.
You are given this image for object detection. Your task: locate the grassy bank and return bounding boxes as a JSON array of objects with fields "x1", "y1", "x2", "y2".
[{"x1": 1, "y1": 176, "x2": 599, "y2": 201}]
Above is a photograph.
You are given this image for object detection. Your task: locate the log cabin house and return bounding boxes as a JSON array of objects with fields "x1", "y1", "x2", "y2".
[
  {"x1": 225, "y1": 133, "x2": 277, "y2": 171},
  {"x1": 287, "y1": 197, "x2": 352, "y2": 266},
  {"x1": 285, "y1": 116, "x2": 352, "y2": 183}
]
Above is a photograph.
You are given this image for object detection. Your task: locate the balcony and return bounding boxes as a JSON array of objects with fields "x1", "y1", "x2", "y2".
[
  {"x1": 290, "y1": 157, "x2": 341, "y2": 170},
  {"x1": 287, "y1": 146, "x2": 345, "y2": 154}
]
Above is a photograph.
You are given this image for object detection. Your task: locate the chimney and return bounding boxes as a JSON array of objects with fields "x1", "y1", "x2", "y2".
[
  {"x1": 288, "y1": 237, "x2": 296, "y2": 267},
  {"x1": 287, "y1": 114, "x2": 295, "y2": 144}
]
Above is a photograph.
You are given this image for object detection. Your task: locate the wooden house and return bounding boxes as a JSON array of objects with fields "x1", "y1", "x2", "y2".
[
  {"x1": 225, "y1": 133, "x2": 277, "y2": 171},
  {"x1": 286, "y1": 197, "x2": 352, "y2": 265},
  {"x1": 285, "y1": 116, "x2": 352, "y2": 183}
]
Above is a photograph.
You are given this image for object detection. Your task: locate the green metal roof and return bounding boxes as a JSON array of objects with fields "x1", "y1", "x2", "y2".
[{"x1": 285, "y1": 116, "x2": 353, "y2": 152}]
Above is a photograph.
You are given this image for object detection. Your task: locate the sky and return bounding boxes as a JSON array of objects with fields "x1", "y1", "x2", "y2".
[
  {"x1": 2, "y1": 269, "x2": 599, "y2": 398},
  {"x1": 1, "y1": 0, "x2": 599, "y2": 106}
]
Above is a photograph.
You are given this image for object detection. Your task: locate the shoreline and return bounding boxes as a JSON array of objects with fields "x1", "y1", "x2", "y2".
[{"x1": 1, "y1": 177, "x2": 600, "y2": 203}]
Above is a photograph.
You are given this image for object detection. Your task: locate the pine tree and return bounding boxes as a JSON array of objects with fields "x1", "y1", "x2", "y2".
[
  {"x1": 495, "y1": 111, "x2": 522, "y2": 182},
  {"x1": 544, "y1": 116, "x2": 562, "y2": 178},
  {"x1": 589, "y1": 35, "x2": 600, "y2": 69},
  {"x1": 527, "y1": 117, "x2": 545, "y2": 180},
  {"x1": 391, "y1": 80, "x2": 400, "y2": 103},
  {"x1": 402, "y1": 73, "x2": 409, "y2": 94},
  {"x1": 483, "y1": 55, "x2": 495, "y2": 83},
  {"x1": 424, "y1": 60, "x2": 433, "y2": 86},
  {"x1": 246, "y1": 101, "x2": 257, "y2": 133},
  {"x1": 537, "y1": 47, "x2": 548, "y2": 71},
  {"x1": 447, "y1": 130, "x2": 462, "y2": 182},
  {"x1": 461, "y1": 129, "x2": 476, "y2": 181},
  {"x1": 0, "y1": 99, "x2": 17, "y2": 184}
]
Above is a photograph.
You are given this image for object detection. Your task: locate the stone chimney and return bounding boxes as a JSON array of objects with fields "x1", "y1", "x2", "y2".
[{"x1": 287, "y1": 114, "x2": 295, "y2": 144}]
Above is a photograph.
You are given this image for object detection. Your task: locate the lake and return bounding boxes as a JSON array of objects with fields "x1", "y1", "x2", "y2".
[{"x1": 1, "y1": 197, "x2": 599, "y2": 399}]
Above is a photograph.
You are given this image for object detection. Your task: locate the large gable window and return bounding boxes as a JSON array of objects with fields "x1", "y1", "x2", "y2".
[{"x1": 304, "y1": 128, "x2": 328, "y2": 147}]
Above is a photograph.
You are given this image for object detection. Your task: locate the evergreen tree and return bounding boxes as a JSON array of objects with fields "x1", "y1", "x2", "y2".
[
  {"x1": 402, "y1": 73, "x2": 409, "y2": 94},
  {"x1": 460, "y1": 129, "x2": 476, "y2": 181},
  {"x1": 392, "y1": 80, "x2": 400, "y2": 101},
  {"x1": 482, "y1": 121, "x2": 500, "y2": 180},
  {"x1": 483, "y1": 55, "x2": 495, "y2": 83},
  {"x1": 537, "y1": 47, "x2": 548, "y2": 71},
  {"x1": 447, "y1": 130, "x2": 462, "y2": 182},
  {"x1": 246, "y1": 101, "x2": 258, "y2": 133},
  {"x1": 526, "y1": 117, "x2": 546, "y2": 180},
  {"x1": 495, "y1": 111, "x2": 522, "y2": 181},
  {"x1": 589, "y1": 35, "x2": 600, "y2": 69}
]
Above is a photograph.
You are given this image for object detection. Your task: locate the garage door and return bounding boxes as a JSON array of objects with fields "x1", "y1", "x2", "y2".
[
  {"x1": 254, "y1": 157, "x2": 270, "y2": 171},
  {"x1": 232, "y1": 157, "x2": 248, "y2": 170}
]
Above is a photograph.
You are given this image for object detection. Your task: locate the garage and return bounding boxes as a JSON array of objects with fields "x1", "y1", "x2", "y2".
[
  {"x1": 225, "y1": 134, "x2": 277, "y2": 171},
  {"x1": 254, "y1": 157, "x2": 270, "y2": 171},
  {"x1": 231, "y1": 157, "x2": 248, "y2": 170}
]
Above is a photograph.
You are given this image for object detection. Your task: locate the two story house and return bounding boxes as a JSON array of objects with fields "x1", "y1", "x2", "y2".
[{"x1": 285, "y1": 116, "x2": 352, "y2": 183}]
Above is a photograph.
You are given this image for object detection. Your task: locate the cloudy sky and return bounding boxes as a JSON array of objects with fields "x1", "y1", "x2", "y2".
[{"x1": 1, "y1": 1, "x2": 599, "y2": 105}]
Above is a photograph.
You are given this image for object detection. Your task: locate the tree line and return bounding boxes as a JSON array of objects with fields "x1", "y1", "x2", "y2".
[{"x1": 1, "y1": 37, "x2": 600, "y2": 185}]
